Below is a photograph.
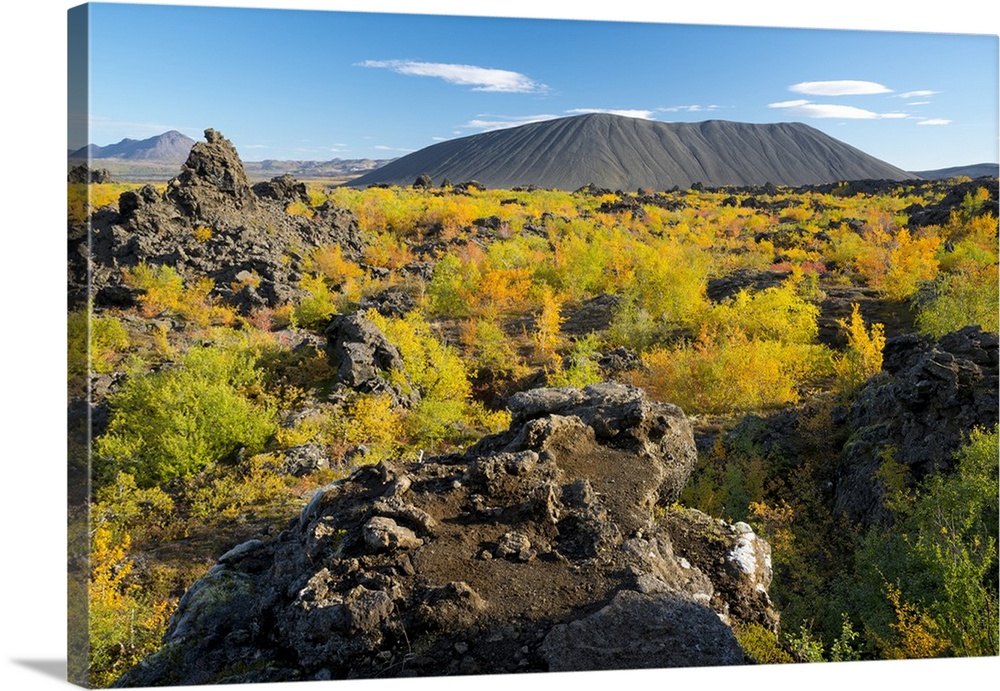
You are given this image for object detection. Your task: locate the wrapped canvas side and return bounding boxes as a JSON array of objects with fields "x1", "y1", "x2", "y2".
[{"x1": 67, "y1": 4, "x2": 91, "y2": 687}]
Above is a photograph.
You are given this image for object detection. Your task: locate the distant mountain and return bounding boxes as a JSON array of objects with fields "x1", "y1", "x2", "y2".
[
  {"x1": 69, "y1": 131, "x2": 393, "y2": 181},
  {"x1": 69, "y1": 130, "x2": 197, "y2": 162},
  {"x1": 910, "y1": 163, "x2": 999, "y2": 180},
  {"x1": 348, "y1": 113, "x2": 918, "y2": 190}
]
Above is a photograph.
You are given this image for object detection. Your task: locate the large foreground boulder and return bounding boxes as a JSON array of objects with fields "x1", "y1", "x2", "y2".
[{"x1": 115, "y1": 383, "x2": 774, "y2": 686}]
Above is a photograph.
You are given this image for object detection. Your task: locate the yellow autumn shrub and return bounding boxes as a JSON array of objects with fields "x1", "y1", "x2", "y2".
[
  {"x1": 707, "y1": 281, "x2": 820, "y2": 344},
  {"x1": 633, "y1": 325, "x2": 830, "y2": 415},
  {"x1": 832, "y1": 303, "x2": 885, "y2": 393},
  {"x1": 854, "y1": 226, "x2": 941, "y2": 300},
  {"x1": 532, "y1": 284, "x2": 565, "y2": 371},
  {"x1": 124, "y1": 263, "x2": 237, "y2": 327}
]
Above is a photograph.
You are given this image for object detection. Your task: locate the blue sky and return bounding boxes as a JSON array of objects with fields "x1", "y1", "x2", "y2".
[{"x1": 75, "y1": 1, "x2": 999, "y2": 171}]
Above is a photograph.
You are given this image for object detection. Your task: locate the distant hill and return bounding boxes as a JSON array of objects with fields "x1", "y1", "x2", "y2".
[
  {"x1": 910, "y1": 163, "x2": 999, "y2": 180},
  {"x1": 244, "y1": 158, "x2": 394, "y2": 180},
  {"x1": 348, "y1": 113, "x2": 918, "y2": 190},
  {"x1": 69, "y1": 130, "x2": 196, "y2": 162}
]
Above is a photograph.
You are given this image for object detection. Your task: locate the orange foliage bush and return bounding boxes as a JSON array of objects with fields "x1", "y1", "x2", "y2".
[{"x1": 123, "y1": 263, "x2": 237, "y2": 327}]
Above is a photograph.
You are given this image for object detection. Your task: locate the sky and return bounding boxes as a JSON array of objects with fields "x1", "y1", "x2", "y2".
[{"x1": 73, "y1": 1, "x2": 999, "y2": 171}]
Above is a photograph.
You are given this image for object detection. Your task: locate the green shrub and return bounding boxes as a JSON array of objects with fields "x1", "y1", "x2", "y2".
[
  {"x1": 735, "y1": 623, "x2": 794, "y2": 664},
  {"x1": 855, "y1": 426, "x2": 999, "y2": 658},
  {"x1": 784, "y1": 625, "x2": 826, "y2": 662},
  {"x1": 68, "y1": 308, "x2": 130, "y2": 388},
  {"x1": 607, "y1": 292, "x2": 665, "y2": 352},
  {"x1": 427, "y1": 253, "x2": 476, "y2": 318},
  {"x1": 95, "y1": 341, "x2": 277, "y2": 487},
  {"x1": 460, "y1": 317, "x2": 526, "y2": 379},
  {"x1": 93, "y1": 471, "x2": 175, "y2": 543},
  {"x1": 548, "y1": 334, "x2": 604, "y2": 388},
  {"x1": 293, "y1": 272, "x2": 339, "y2": 329},
  {"x1": 915, "y1": 263, "x2": 999, "y2": 338}
]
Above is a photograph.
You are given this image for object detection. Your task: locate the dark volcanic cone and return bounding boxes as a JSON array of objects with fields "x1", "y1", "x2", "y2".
[{"x1": 350, "y1": 113, "x2": 917, "y2": 190}]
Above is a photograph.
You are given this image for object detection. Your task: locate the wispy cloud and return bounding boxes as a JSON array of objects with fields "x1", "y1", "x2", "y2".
[
  {"x1": 462, "y1": 113, "x2": 562, "y2": 132},
  {"x1": 660, "y1": 104, "x2": 722, "y2": 113},
  {"x1": 917, "y1": 118, "x2": 952, "y2": 126},
  {"x1": 358, "y1": 59, "x2": 547, "y2": 93},
  {"x1": 566, "y1": 108, "x2": 655, "y2": 119},
  {"x1": 770, "y1": 99, "x2": 811, "y2": 109},
  {"x1": 373, "y1": 144, "x2": 418, "y2": 152},
  {"x1": 462, "y1": 109, "x2": 657, "y2": 134},
  {"x1": 907, "y1": 101, "x2": 932, "y2": 106},
  {"x1": 898, "y1": 90, "x2": 938, "y2": 99},
  {"x1": 788, "y1": 80, "x2": 892, "y2": 96},
  {"x1": 769, "y1": 99, "x2": 908, "y2": 119}
]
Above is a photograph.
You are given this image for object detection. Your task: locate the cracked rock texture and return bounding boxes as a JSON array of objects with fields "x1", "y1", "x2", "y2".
[{"x1": 115, "y1": 383, "x2": 775, "y2": 686}]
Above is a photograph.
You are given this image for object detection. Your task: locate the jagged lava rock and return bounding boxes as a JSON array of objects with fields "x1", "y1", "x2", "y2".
[
  {"x1": 75, "y1": 128, "x2": 364, "y2": 313},
  {"x1": 115, "y1": 383, "x2": 773, "y2": 686},
  {"x1": 68, "y1": 164, "x2": 113, "y2": 183},
  {"x1": 835, "y1": 325, "x2": 999, "y2": 525},
  {"x1": 323, "y1": 311, "x2": 419, "y2": 408},
  {"x1": 165, "y1": 128, "x2": 257, "y2": 215}
]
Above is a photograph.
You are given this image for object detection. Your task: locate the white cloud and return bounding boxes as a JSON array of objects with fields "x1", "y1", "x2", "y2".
[
  {"x1": 465, "y1": 109, "x2": 656, "y2": 133},
  {"x1": 769, "y1": 99, "x2": 811, "y2": 109},
  {"x1": 769, "y1": 100, "x2": 909, "y2": 119},
  {"x1": 373, "y1": 144, "x2": 417, "y2": 152},
  {"x1": 358, "y1": 59, "x2": 547, "y2": 93},
  {"x1": 660, "y1": 104, "x2": 722, "y2": 113},
  {"x1": 917, "y1": 118, "x2": 952, "y2": 126},
  {"x1": 789, "y1": 80, "x2": 892, "y2": 96},
  {"x1": 565, "y1": 108, "x2": 655, "y2": 119},
  {"x1": 463, "y1": 114, "x2": 562, "y2": 132},
  {"x1": 907, "y1": 101, "x2": 932, "y2": 106},
  {"x1": 898, "y1": 90, "x2": 938, "y2": 99}
]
